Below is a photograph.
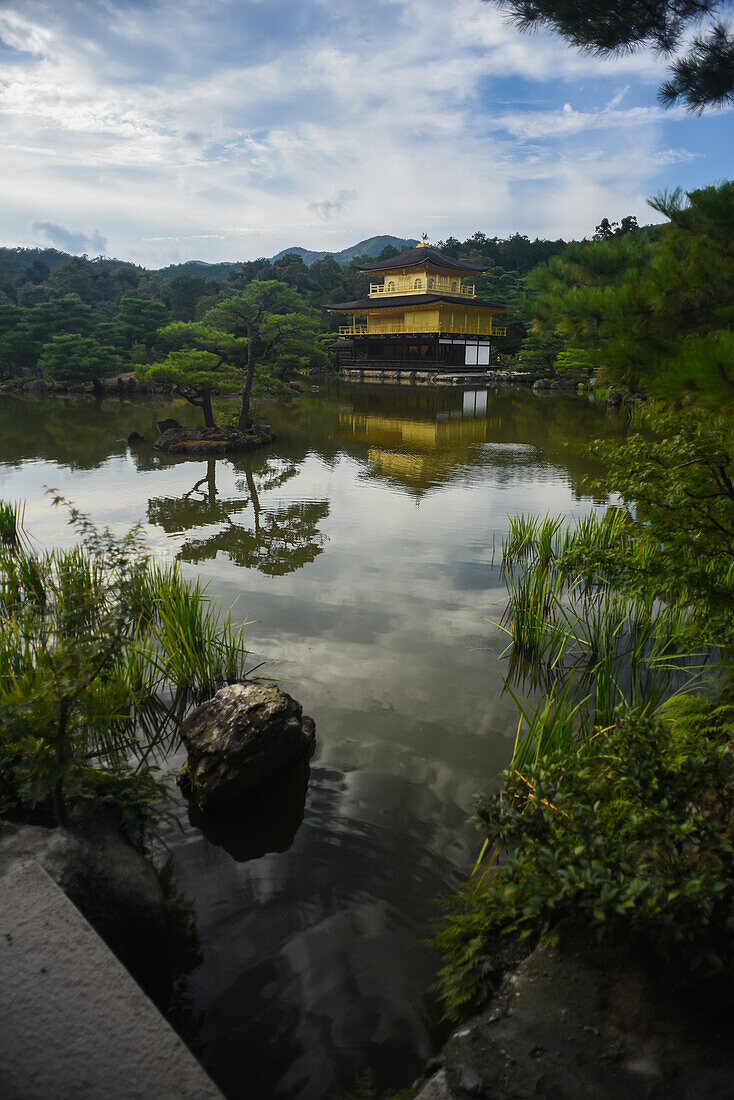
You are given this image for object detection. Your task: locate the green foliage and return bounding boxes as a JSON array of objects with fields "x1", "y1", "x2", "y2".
[
  {"x1": 204, "y1": 280, "x2": 325, "y2": 427},
  {"x1": 437, "y1": 230, "x2": 566, "y2": 274},
  {"x1": 205, "y1": 279, "x2": 324, "y2": 371},
  {"x1": 496, "y1": 505, "x2": 710, "y2": 769},
  {"x1": 0, "y1": 231, "x2": 574, "y2": 375},
  {"x1": 39, "y1": 333, "x2": 124, "y2": 383},
  {"x1": 67, "y1": 766, "x2": 174, "y2": 850},
  {"x1": 0, "y1": 496, "x2": 251, "y2": 827},
  {"x1": 434, "y1": 704, "x2": 734, "y2": 1017},
  {"x1": 516, "y1": 329, "x2": 565, "y2": 374},
  {"x1": 23, "y1": 295, "x2": 94, "y2": 341},
  {"x1": 137, "y1": 282, "x2": 325, "y2": 426},
  {"x1": 137, "y1": 321, "x2": 245, "y2": 426},
  {"x1": 581, "y1": 407, "x2": 734, "y2": 654},
  {"x1": 438, "y1": 398, "x2": 734, "y2": 1017},
  {"x1": 659, "y1": 22, "x2": 734, "y2": 111},
  {"x1": 0, "y1": 500, "x2": 24, "y2": 549},
  {"x1": 593, "y1": 215, "x2": 639, "y2": 241},
  {"x1": 169, "y1": 270, "x2": 221, "y2": 321},
  {"x1": 553, "y1": 346, "x2": 595, "y2": 375},
  {"x1": 527, "y1": 181, "x2": 734, "y2": 404},
  {"x1": 526, "y1": 233, "x2": 654, "y2": 386},
  {"x1": 118, "y1": 298, "x2": 169, "y2": 363},
  {"x1": 0, "y1": 325, "x2": 40, "y2": 380}
]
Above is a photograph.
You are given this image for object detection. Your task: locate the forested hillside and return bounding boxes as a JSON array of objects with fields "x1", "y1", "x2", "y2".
[{"x1": 0, "y1": 229, "x2": 577, "y2": 383}]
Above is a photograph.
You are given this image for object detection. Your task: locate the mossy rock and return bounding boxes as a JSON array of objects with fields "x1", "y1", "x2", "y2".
[
  {"x1": 177, "y1": 682, "x2": 315, "y2": 812},
  {"x1": 154, "y1": 425, "x2": 276, "y2": 455}
]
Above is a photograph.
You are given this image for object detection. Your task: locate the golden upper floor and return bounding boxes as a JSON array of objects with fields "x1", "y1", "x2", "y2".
[{"x1": 368, "y1": 273, "x2": 476, "y2": 299}]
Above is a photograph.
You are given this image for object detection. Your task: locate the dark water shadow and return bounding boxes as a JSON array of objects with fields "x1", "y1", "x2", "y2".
[{"x1": 186, "y1": 754, "x2": 311, "y2": 863}]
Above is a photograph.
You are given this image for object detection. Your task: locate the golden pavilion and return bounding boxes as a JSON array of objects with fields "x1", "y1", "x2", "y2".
[{"x1": 327, "y1": 236, "x2": 508, "y2": 372}]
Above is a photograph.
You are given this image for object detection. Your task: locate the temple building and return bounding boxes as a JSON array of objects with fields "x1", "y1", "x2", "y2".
[{"x1": 327, "y1": 236, "x2": 508, "y2": 372}]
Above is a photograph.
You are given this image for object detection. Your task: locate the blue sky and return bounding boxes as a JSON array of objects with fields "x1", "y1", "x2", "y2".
[{"x1": 0, "y1": 0, "x2": 732, "y2": 267}]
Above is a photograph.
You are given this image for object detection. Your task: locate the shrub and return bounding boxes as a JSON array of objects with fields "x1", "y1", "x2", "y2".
[{"x1": 433, "y1": 701, "x2": 734, "y2": 1017}]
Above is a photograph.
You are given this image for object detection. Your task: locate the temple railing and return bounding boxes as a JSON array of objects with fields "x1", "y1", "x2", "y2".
[
  {"x1": 369, "y1": 279, "x2": 476, "y2": 298},
  {"x1": 338, "y1": 320, "x2": 507, "y2": 337}
]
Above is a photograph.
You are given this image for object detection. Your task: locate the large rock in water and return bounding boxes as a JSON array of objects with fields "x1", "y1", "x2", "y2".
[
  {"x1": 154, "y1": 424, "x2": 275, "y2": 455},
  {"x1": 177, "y1": 682, "x2": 315, "y2": 811}
]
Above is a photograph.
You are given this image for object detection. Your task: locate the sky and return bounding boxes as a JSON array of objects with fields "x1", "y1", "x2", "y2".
[{"x1": 0, "y1": 0, "x2": 732, "y2": 268}]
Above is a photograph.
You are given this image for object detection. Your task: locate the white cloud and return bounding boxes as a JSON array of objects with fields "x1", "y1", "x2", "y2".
[
  {"x1": 494, "y1": 102, "x2": 683, "y2": 140},
  {"x1": 0, "y1": 0, "x2": 727, "y2": 264},
  {"x1": 308, "y1": 190, "x2": 357, "y2": 220}
]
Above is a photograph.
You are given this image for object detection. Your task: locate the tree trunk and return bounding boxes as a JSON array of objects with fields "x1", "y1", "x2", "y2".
[
  {"x1": 52, "y1": 777, "x2": 69, "y2": 829},
  {"x1": 202, "y1": 388, "x2": 216, "y2": 428},
  {"x1": 236, "y1": 326, "x2": 255, "y2": 433}
]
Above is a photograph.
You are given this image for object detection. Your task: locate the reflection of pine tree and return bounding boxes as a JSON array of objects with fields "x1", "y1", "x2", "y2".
[{"x1": 147, "y1": 458, "x2": 329, "y2": 575}]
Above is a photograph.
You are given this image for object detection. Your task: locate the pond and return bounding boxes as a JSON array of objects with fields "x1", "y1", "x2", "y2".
[{"x1": 0, "y1": 381, "x2": 624, "y2": 1099}]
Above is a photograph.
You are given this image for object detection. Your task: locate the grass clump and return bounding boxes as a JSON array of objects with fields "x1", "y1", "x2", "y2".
[
  {"x1": 0, "y1": 500, "x2": 25, "y2": 549},
  {"x1": 0, "y1": 494, "x2": 252, "y2": 830},
  {"x1": 496, "y1": 508, "x2": 710, "y2": 770}
]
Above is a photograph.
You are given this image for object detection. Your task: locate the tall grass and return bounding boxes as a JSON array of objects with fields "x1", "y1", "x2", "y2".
[
  {"x1": 127, "y1": 562, "x2": 251, "y2": 690},
  {"x1": 497, "y1": 510, "x2": 712, "y2": 770},
  {"x1": 0, "y1": 498, "x2": 254, "y2": 817},
  {"x1": 0, "y1": 501, "x2": 26, "y2": 550}
]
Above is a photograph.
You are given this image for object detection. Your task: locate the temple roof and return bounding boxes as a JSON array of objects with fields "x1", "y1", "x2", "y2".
[
  {"x1": 326, "y1": 292, "x2": 507, "y2": 312},
  {"x1": 358, "y1": 246, "x2": 486, "y2": 274}
]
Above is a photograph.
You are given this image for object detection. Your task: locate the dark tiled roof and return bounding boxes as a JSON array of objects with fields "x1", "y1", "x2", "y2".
[
  {"x1": 326, "y1": 293, "x2": 508, "y2": 311},
  {"x1": 359, "y1": 246, "x2": 486, "y2": 273}
]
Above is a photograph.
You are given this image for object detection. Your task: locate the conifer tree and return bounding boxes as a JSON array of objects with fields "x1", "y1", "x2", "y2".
[
  {"x1": 138, "y1": 323, "x2": 245, "y2": 427},
  {"x1": 526, "y1": 181, "x2": 734, "y2": 405}
]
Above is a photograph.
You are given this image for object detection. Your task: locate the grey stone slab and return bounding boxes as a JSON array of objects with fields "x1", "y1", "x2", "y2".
[
  {"x1": 415, "y1": 1069, "x2": 453, "y2": 1100},
  {"x1": 0, "y1": 860, "x2": 223, "y2": 1100}
]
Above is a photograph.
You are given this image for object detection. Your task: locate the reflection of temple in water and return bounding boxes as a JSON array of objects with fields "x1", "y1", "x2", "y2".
[
  {"x1": 432, "y1": 389, "x2": 490, "y2": 420},
  {"x1": 336, "y1": 390, "x2": 502, "y2": 498}
]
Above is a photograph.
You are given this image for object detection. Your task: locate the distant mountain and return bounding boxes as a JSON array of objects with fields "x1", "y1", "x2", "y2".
[
  {"x1": 271, "y1": 235, "x2": 419, "y2": 267},
  {"x1": 0, "y1": 234, "x2": 418, "y2": 285}
]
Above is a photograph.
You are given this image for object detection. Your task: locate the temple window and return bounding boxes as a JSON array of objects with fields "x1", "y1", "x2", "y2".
[
  {"x1": 427, "y1": 278, "x2": 435, "y2": 290},
  {"x1": 414, "y1": 278, "x2": 422, "y2": 289}
]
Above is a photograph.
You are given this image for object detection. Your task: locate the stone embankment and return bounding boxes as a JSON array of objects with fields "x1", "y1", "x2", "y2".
[
  {"x1": 413, "y1": 923, "x2": 734, "y2": 1099},
  {"x1": 0, "y1": 860, "x2": 222, "y2": 1099},
  {"x1": 337, "y1": 368, "x2": 534, "y2": 386},
  {"x1": 0, "y1": 805, "x2": 185, "y2": 1000}
]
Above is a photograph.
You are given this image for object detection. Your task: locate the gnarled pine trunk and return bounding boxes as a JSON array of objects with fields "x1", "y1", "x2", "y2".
[{"x1": 236, "y1": 326, "x2": 255, "y2": 433}]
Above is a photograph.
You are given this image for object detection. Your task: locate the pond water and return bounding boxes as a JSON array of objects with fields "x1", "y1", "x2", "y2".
[{"x1": 0, "y1": 382, "x2": 624, "y2": 1099}]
